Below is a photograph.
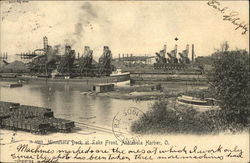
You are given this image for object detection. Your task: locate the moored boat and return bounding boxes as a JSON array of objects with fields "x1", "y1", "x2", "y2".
[
  {"x1": 176, "y1": 95, "x2": 220, "y2": 112},
  {"x1": 17, "y1": 70, "x2": 130, "y2": 85},
  {"x1": 3, "y1": 83, "x2": 23, "y2": 88}
]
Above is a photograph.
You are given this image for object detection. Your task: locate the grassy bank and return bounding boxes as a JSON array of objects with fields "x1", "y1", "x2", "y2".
[
  {"x1": 131, "y1": 100, "x2": 248, "y2": 134},
  {"x1": 86, "y1": 84, "x2": 206, "y2": 101}
]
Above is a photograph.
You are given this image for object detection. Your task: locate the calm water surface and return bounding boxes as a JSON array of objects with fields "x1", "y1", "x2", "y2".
[
  {"x1": 0, "y1": 81, "x2": 153, "y2": 129},
  {"x1": 0, "y1": 81, "x2": 206, "y2": 130}
]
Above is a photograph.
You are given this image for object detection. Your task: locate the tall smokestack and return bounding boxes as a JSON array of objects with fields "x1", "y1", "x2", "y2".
[
  {"x1": 192, "y1": 44, "x2": 194, "y2": 62},
  {"x1": 163, "y1": 44, "x2": 167, "y2": 58},
  {"x1": 3, "y1": 52, "x2": 7, "y2": 59},
  {"x1": 43, "y1": 36, "x2": 48, "y2": 52},
  {"x1": 186, "y1": 44, "x2": 189, "y2": 58},
  {"x1": 174, "y1": 44, "x2": 178, "y2": 57}
]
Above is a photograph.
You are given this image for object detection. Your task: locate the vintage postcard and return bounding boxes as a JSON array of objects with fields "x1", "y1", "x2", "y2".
[{"x1": 0, "y1": 0, "x2": 249, "y2": 162}]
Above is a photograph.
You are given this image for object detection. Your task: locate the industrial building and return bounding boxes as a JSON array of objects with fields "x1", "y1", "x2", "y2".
[
  {"x1": 154, "y1": 43, "x2": 197, "y2": 70},
  {"x1": 15, "y1": 36, "x2": 114, "y2": 77},
  {"x1": 92, "y1": 83, "x2": 115, "y2": 93},
  {"x1": 114, "y1": 54, "x2": 155, "y2": 65}
]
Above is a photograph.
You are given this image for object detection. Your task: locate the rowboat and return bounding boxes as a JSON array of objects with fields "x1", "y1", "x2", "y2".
[{"x1": 176, "y1": 95, "x2": 220, "y2": 112}]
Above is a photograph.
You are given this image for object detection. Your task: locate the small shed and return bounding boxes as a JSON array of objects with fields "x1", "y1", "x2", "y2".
[{"x1": 92, "y1": 83, "x2": 114, "y2": 93}]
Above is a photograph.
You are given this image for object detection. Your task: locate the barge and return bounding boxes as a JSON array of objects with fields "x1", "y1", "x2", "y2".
[
  {"x1": 0, "y1": 70, "x2": 130, "y2": 85},
  {"x1": 19, "y1": 71, "x2": 130, "y2": 85}
]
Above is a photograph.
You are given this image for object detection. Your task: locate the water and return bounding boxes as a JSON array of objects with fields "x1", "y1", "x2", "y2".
[{"x1": 0, "y1": 81, "x2": 153, "y2": 129}]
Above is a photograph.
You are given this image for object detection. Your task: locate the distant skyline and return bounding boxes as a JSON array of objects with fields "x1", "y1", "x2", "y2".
[{"x1": 0, "y1": 0, "x2": 249, "y2": 61}]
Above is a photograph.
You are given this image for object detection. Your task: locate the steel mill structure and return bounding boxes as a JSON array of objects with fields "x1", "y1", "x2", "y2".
[
  {"x1": 154, "y1": 43, "x2": 201, "y2": 71},
  {"x1": 18, "y1": 36, "x2": 114, "y2": 77}
]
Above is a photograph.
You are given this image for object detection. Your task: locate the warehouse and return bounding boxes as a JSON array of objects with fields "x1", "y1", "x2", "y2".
[{"x1": 92, "y1": 83, "x2": 115, "y2": 93}]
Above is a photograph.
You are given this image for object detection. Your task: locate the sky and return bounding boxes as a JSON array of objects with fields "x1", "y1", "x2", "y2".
[{"x1": 0, "y1": 0, "x2": 249, "y2": 61}]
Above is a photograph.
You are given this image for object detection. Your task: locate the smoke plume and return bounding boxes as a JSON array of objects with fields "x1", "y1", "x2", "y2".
[
  {"x1": 46, "y1": 45, "x2": 62, "y2": 64},
  {"x1": 66, "y1": 2, "x2": 98, "y2": 47}
]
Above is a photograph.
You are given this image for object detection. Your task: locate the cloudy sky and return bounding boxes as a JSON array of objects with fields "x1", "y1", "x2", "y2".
[{"x1": 0, "y1": 0, "x2": 249, "y2": 61}]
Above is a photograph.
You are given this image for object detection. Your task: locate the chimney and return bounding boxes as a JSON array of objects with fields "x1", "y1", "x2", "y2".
[
  {"x1": 163, "y1": 44, "x2": 167, "y2": 58},
  {"x1": 174, "y1": 44, "x2": 178, "y2": 57},
  {"x1": 186, "y1": 44, "x2": 189, "y2": 58},
  {"x1": 3, "y1": 52, "x2": 7, "y2": 59},
  {"x1": 43, "y1": 36, "x2": 48, "y2": 52},
  {"x1": 192, "y1": 44, "x2": 194, "y2": 62}
]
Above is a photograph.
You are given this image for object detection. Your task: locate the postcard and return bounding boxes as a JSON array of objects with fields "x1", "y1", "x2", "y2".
[{"x1": 0, "y1": 0, "x2": 249, "y2": 162}]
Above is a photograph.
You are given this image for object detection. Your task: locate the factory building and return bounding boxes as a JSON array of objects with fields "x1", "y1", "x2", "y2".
[{"x1": 115, "y1": 54, "x2": 155, "y2": 65}]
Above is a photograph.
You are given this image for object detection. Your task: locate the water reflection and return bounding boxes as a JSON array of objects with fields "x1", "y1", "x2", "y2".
[{"x1": 0, "y1": 81, "x2": 151, "y2": 128}]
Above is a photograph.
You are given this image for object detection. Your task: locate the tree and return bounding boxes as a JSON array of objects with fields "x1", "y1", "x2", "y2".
[
  {"x1": 210, "y1": 50, "x2": 249, "y2": 125},
  {"x1": 214, "y1": 41, "x2": 230, "y2": 53}
]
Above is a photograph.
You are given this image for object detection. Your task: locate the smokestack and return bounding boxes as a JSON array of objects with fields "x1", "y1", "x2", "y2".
[
  {"x1": 43, "y1": 36, "x2": 48, "y2": 52},
  {"x1": 186, "y1": 44, "x2": 189, "y2": 58},
  {"x1": 174, "y1": 44, "x2": 178, "y2": 57},
  {"x1": 163, "y1": 44, "x2": 167, "y2": 58},
  {"x1": 192, "y1": 44, "x2": 194, "y2": 62},
  {"x1": 3, "y1": 52, "x2": 7, "y2": 59}
]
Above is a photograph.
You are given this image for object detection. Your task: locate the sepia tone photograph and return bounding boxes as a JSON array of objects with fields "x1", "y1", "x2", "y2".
[{"x1": 0, "y1": 0, "x2": 249, "y2": 162}]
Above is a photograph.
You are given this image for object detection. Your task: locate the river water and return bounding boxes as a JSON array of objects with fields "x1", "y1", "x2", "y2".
[
  {"x1": 0, "y1": 81, "x2": 207, "y2": 134},
  {"x1": 0, "y1": 81, "x2": 154, "y2": 130}
]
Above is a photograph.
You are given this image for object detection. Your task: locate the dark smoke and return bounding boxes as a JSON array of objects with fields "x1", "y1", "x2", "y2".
[
  {"x1": 80, "y1": 2, "x2": 98, "y2": 19},
  {"x1": 46, "y1": 45, "x2": 61, "y2": 64},
  {"x1": 53, "y1": 44, "x2": 61, "y2": 54},
  {"x1": 67, "y1": 2, "x2": 99, "y2": 46}
]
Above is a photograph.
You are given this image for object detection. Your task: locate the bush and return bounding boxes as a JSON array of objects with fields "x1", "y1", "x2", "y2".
[
  {"x1": 132, "y1": 100, "x2": 247, "y2": 134},
  {"x1": 210, "y1": 50, "x2": 249, "y2": 126}
]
